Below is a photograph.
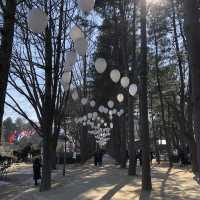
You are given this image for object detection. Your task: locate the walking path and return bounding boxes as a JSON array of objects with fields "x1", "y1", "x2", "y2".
[{"x1": 1, "y1": 155, "x2": 200, "y2": 200}]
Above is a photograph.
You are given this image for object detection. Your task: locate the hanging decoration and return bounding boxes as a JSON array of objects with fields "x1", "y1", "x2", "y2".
[
  {"x1": 74, "y1": 38, "x2": 88, "y2": 56},
  {"x1": 62, "y1": 71, "x2": 71, "y2": 84},
  {"x1": 129, "y1": 83, "x2": 138, "y2": 96},
  {"x1": 107, "y1": 100, "x2": 114, "y2": 109},
  {"x1": 88, "y1": 113, "x2": 93, "y2": 119},
  {"x1": 117, "y1": 93, "x2": 124, "y2": 103},
  {"x1": 72, "y1": 90, "x2": 79, "y2": 100},
  {"x1": 98, "y1": 105, "x2": 104, "y2": 113},
  {"x1": 90, "y1": 100, "x2": 96, "y2": 107},
  {"x1": 110, "y1": 123, "x2": 114, "y2": 129},
  {"x1": 27, "y1": 8, "x2": 48, "y2": 33},
  {"x1": 120, "y1": 76, "x2": 130, "y2": 88},
  {"x1": 81, "y1": 97, "x2": 88, "y2": 105},
  {"x1": 64, "y1": 65, "x2": 73, "y2": 72},
  {"x1": 70, "y1": 25, "x2": 84, "y2": 42},
  {"x1": 110, "y1": 69, "x2": 121, "y2": 83},
  {"x1": 64, "y1": 50, "x2": 77, "y2": 67},
  {"x1": 77, "y1": 0, "x2": 95, "y2": 13},
  {"x1": 95, "y1": 58, "x2": 107, "y2": 74},
  {"x1": 61, "y1": 81, "x2": 70, "y2": 92},
  {"x1": 103, "y1": 107, "x2": 108, "y2": 114}
]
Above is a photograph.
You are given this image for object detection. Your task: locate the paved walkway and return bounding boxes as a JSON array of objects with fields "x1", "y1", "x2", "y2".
[{"x1": 2, "y1": 155, "x2": 200, "y2": 200}]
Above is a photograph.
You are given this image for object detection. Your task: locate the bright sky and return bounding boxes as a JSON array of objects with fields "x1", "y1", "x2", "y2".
[{"x1": 4, "y1": 89, "x2": 38, "y2": 122}]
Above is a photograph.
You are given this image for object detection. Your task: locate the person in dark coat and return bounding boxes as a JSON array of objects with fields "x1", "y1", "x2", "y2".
[
  {"x1": 98, "y1": 149, "x2": 104, "y2": 166},
  {"x1": 94, "y1": 150, "x2": 99, "y2": 166},
  {"x1": 33, "y1": 158, "x2": 41, "y2": 186}
]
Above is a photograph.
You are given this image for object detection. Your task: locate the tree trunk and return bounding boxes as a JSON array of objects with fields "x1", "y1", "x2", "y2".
[
  {"x1": 40, "y1": 12, "x2": 53, "y2": 191},
  {"x1": 128, "y1": 0, "x2": 137, "y2": 176},
  {"x1": 120, "y1": 117, "x2": 127, "y2": 168},
  {"x1": 128, "y1": 111, "x2": 136, "y2": 174},
  {"x1": 51, "y1": 136, "x2": 58, "y2": 170},
  {"x1": 0, "y1": 0, "x2": 17, "y2": 143},
  {"x1": 113, "y1": 116, "x2": 121, "y2": 163},
  {"x1": 183, "y1": 0, "x2": 200, "y2": 174},
  {"x1": 80, "y1": 126, "x2": 89, "y2": 164},
  {"x1": 140, "y1": 0, "x2": 152, "y2": 191},
  {"x1": 190, "y1": 140, "x2": 198, "y2": 173},
  {"x1": 118, "y1": 1, "x2": 129, "y2": 169},
  {"x1": 40, "y1": 132, "x2": 52, "y2": 191}
]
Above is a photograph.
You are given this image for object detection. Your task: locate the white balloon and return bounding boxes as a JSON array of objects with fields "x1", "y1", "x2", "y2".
[
  {"x1": 117, "y1": 112, "x2": 121, "y2": 117},
  {"x1": 74, "y1": 118, "x2": 78, "y2": 124},
  {"x1": 64, "y1": 65, "x2": 73, "y2": 72},
  {"x1": 117, "y1": 93, "x2": 124, "y2": 103},
  {"x1": 62, "y1": 71, "x2": 71, "y2": 83},
  {"x1": 120, "y1": 76, "x2": 130, "y2": 88},
  {"x1": 81, "y1": 97, "x2": 88, "y2": 105},
  {"x1": 74, "y1": 38, "x2": 88, "y2": 56},
  {"x1": 129, "y1": 83, "x2": 138, "y2": 96},
  {"x1": 70, "y1": 25, "x2": 84, "y2": 42},
  {"x1": 90, "y1": 100, "x2": 96, "y2": 107},
  {"x1": 110, "y1": 69, "x2": 121, "y2": 83},
  {"x1": 72, "y1": 91, "x2": 79, "y2": 100},
  {"x1": 110, "y1": 123, "x2": 114, "y2": 129},
  {"x1": 61, "y1": 82, "x2": 70, "y2": 92},
  {"x1": 112, "y1": 108, "x2": 117, "y2": 114},
  {"x1": 93, "y1": 112, "x2": 98, "y2": 118},
  {"x1": 65, "y1": 50, "x2": 77, "y2": 67},
  {"x1": 99, "y1": 106, "x2": 105, "y2": 113},
  {"x1": 27, "y1": 8, "x2": 48, "y2": 33},
  {"x1": 77, "y1": 0, "x2": 95, "y2": 13},
  {"x1": 103, "y1": 107, "x2": 109, "y2": 114},
  {"x1": 88, "y1": 113, "x2": 93, "y2": 119},
  {"x1": 120, "y1": 109, "x2": 125, "y2": 116},
  {"x1": 83, "y1": 115, "x2": 87, "y2": 121},
  {"x1": 107, "y1": 100, "x2": 114, "y2": 109},
  {"x1": 95, "y1": 58, "x2": 107, "y2": 74}
]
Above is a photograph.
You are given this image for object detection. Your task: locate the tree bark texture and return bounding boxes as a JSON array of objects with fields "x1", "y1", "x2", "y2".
[{"x1": 0, "y1": 0, "x2": 17, "y2": 143}]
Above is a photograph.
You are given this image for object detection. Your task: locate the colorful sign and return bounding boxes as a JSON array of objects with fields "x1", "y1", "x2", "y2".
[{"x1": 8, "y1": 130, "x2": 35, "y2": 144}]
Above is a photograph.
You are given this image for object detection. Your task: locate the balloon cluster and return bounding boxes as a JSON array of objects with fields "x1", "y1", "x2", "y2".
[
  {"x1": 27, "y1": 0, "x2": 96, "y2": 93},
  {"x1": 59, "y1": 0, "x2": 95, "y2": 91},
  {"x1": 110, "y1": 69, "x2": 138, "y2": 101},
  {"x1": 89, "y1": 128, "x2": 111, "y2": 146},
  {"x1": 94, "y1": 57, "x2": 137, "y2": 104},
  {"x1": 75, "y1": 112, "x2": 112, "y2": 146}
]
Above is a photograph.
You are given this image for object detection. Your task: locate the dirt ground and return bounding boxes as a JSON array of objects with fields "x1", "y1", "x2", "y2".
[{"x1": 3, "y1": 155, "x2": 200, "y2": 200}]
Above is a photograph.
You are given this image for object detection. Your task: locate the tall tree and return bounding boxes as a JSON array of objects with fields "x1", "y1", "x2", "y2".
[
  {"x1": 0, "y1": 0, "x2": 17, "y2": 143},
  {"x1": 140, "y1": 0, "x2": 152, "y2": 191},
  {"x1": 128, "y1": 0, "x2": 138, "y2": 176},
  {"x1": 6, "y1": 0, "x2": 75, "y2": 191},
  {"x1": 183, "y1": 0, "x2": 200, "y2": 175}
]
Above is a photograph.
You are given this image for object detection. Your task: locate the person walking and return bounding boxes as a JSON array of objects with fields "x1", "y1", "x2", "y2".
[
  {"x1": 33, "y1": 157, "x2": 41, "y2": 186},
  {"x1": 98, "y1": 149, "x2": 104, "y2": 166},
  {"x1": 94, "y1": 150, "x2": 99, "y2": 166}
]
